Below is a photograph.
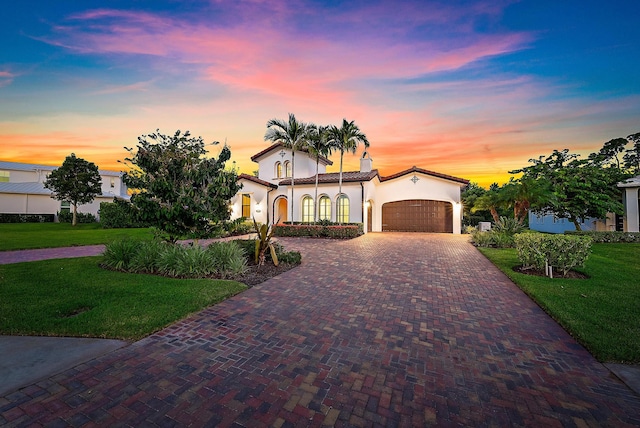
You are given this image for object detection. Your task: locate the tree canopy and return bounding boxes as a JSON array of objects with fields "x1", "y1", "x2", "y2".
[
  {"x1": 123, "y1": 130, "x2": 240, "y2": 243},
  {"x1": 44, "y1": 153, "x2": 102, "y2": 226}
]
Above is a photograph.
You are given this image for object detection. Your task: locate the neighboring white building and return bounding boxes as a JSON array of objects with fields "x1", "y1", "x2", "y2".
[
  {"x1": 618, "y1": 175, "x2": 640, "y2": 232},
  {"x1": 0, "y1": 161, "x2": 129, "y2": 221},
  {"x1": 230, "y1": 143, "x2": 469, "y2": 234}
]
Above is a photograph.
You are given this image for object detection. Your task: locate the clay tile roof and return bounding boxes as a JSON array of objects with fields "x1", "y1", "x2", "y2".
[
  {"x1": 279, "y1": 170, "x2": 379, "y2": 185},
  {"x1": 250, "y1": 142, "x2": 333, "y2": 165},
  {"x1": 237, "y1": 173, "x2": 278, "y2": 188},
  {"x1": 380, "y1": 166, "x2": 469, "y2": 185}
]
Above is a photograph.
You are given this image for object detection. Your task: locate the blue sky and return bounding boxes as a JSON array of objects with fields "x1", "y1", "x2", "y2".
[{"x1": 1, "y1": 0, "x2": 639, "y2": 186}]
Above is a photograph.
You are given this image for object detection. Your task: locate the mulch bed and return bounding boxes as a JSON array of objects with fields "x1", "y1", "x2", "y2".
[
  {"x1": 513, "y1": 265, "x2": 589, "y2": 279},
  {"x1": 224, "y1": 262, "x2": 298, "y2": 287}
]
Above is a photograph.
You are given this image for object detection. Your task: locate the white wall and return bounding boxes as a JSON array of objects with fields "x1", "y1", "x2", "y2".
[{"x1": 256, "y1": 149, "x2": 327, "y2": 183}]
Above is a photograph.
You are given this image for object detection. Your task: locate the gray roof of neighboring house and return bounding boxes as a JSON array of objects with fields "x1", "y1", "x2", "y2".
[
  {"x1": 0, "y1": 181, "x2": 129, "y2": 199},
  {"x1": 0, "y1": 182, "x2": 51, "y2": 195},
  {"x1": 0, "y1": 160, "x2": 123, "y2": 177},
  {"x1": 618, "y1": 175, "x2": 640, "y2": 188}
]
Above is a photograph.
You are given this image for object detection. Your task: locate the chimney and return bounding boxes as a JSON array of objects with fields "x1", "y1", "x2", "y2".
[{"x1": 360, "y1": 151, "x2": 372, "y2": 173}]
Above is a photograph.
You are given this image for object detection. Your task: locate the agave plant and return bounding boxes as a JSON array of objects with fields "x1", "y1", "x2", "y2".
[{"x1": 253, "y1": 217, "x2": 279, "y2": 266}]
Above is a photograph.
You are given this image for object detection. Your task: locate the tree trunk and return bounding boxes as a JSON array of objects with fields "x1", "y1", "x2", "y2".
[
  {"x1": 290, "y1": 151, "x2": 295, "y2": 224},
  {"x1": 489, "y1": 207, "x2": 500, "y2": 223},
  {"x1": 338, "y1": 151, "x2": 344, "y2": 225},
  {"x1": 571, "y1": 217, "x2": 582, "y2": 231},
  {"x1": 314, "y1": 157, "x2": 319, "y2": 222},
  {"x1": 72, "y1": 203, "x2": 78, "y2": 226}
]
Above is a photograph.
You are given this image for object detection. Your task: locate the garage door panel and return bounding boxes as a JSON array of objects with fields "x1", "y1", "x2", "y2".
[{"x1": 382, "y1": 200, "x2": 453, "y2": 233}]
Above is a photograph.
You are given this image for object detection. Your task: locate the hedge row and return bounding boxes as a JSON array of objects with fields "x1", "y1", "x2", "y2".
[
  {"x1": 274, "y1": 223, "x2": 363, "y2": 239},
  {"x1": 0, "y1": 213, "x2": 55, "y2": 223},
  {"x1": 514, "y1": 233, "x2": 593, "y2": 277},
  {"x1": 57, "y1": 211, "x2": 97, "y2": 223},
  {"x1": 565, "y1": 231, "x2": 640, "y2": 243},
  {"x1": 100, "y1": 201, "x2": 149, "y2": 228}
]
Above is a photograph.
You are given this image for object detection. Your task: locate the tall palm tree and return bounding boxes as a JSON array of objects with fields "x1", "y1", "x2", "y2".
[
  {"x1": 264, "y1": 113, "x2": 308, "y2": 222},
  {"x1": 327, "y1": 119, "x2": 369, "y2": 224},
  {"x1": 306, "y1": 124, "x2": 333, "y2": 222}
]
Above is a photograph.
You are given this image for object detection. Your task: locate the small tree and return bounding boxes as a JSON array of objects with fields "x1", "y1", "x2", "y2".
[
  {"x1": 44, "y1": 153, "x2": 102, "y2": 226},
  {"x1": 122, "y1": 130, "x2": 240, "y2": 243}
]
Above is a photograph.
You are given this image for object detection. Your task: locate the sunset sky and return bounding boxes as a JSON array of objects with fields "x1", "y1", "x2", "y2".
[{"x1": 2, "y1": 0, "x2": 639, "y2": 187}]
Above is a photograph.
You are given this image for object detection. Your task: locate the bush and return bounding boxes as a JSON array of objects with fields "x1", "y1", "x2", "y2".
[
  {"x1": 207, "y1": 241, "x2": 248, "y2": 277},
  {"x1": 0, "y1": 213, "x2": 55, "y2": 223},
  {"x1": 129, "y1": 239, "x2": 167, "y2": 273},
  {"x1": 103, "y1": 238, "x2": 142, "y2": 271},
  {"x1": 274, "y1": 223, "x2": 363, "y2": 239},
  {"x1": 100, "y1": 200, "x2": 148, "y2": 229},
  {"x1": 565, "y1": 231, "x2": 640, "y2": 243},
  {"x1": 493, "y1": 216, "x2": 525, "y2": 234},
  {"x1": 278, "y1": 251, "x2": 302, "y2": 264},
  {"x1": 222, "y1": 218, "x2": 254, "y2": 236},
  {"x1": 233, "y1": 239, "x2": 285, "y2": 265},
  {"x1": 470, "y1": 229, "x2": 516, "y2": 248},
  {"x1": 514, "y1": 233, "x2": 593, "y2": 277},
  {"x1": 57, "y1": 211, "x2": 97, "y2": 223}
]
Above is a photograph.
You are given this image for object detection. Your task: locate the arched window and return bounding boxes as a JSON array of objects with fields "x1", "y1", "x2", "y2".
[
  {"x1": 275, "y1": 162, "x2": 282, "y2": 178},
  {"x1": 284, "y1": 161, "x2": 292, "y2": 178},
  {"x1": 302, "y1": 196, "x2": 314, "y2": 223},
  {"x1": 337, "y1": 195, "x2": 349, "y2": 223},
  {"x1": 318, "y1": 195, "x2": 331, "y2": 221}
]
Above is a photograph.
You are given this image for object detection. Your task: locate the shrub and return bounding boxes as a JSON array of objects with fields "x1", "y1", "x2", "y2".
[
  {"x1": 100, "y1": 200, "x2": 148, "y2": 228},
  {"x1": 164, "y1": 245, "x2": 216, "y2": 278},
  {"x1": 493, "y1": 216, "x2": 525, "y2": 234},
  {"x1": 58, "y1": 211, "x2": 97, "y2": 224},
  {"x1": 470, "y1": 229, "x2": 516, "y2": 248},
  {"x1": 129, "y1": 239, "x2": 166, "y2": 273},
  {"x1": 0, "y1": 213, "x2": 55, "y2": 223},
  {"x1": 207, "y1": 241, "x2": 248, "y2": 277},
  {"x1": 514, "y1": 233, "x2": 593, "y2": 277},
  {"x1": 275, "y1": 223, "x2": 363, "y2": 239},
  {"x1": 565, "y1": 231, "x2": 640, "y2": 243},
  {"x1": 103, "y1": 238, "x2": 142, "y2": 271},
  {"x1": 278, "y1": 251, "x2": 302, "y2": 265}
]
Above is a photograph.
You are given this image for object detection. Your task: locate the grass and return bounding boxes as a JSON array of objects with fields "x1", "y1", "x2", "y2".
[
  {"x1": 0, "y1": 257, "x2": 246, "y2": 340},
  {"x1": 478, "y1": 243, "x2": 640, "y2": 363},
  {"x1": 0, "y1": 223, "x2": 153, "y2": 251}
]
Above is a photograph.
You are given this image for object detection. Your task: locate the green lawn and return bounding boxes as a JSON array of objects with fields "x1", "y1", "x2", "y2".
[
  {"x1": 0, "y1": 257, "x2": 246, "y2": 340},
  {"x1": 0, "y1": 223, "x2": 153, "y2": 251},
  {"x1": 478, "y1": 243, "x2": 640, "y2": 363}
]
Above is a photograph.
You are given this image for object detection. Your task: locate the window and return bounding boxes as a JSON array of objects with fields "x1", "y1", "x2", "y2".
[
  {"x1": 318, "y1": 196, "x2": 331, "y2": 221},
  {"x1": 60, "y1": 201, "x2": 71, "y2": 214},
  {"x1": 242, "y1": 194, "x2": 251, "y2": 218},
  {"x1": 336, "y1": 195, "x2": 349, "y2": 223},
  {"x1": 110, "y1": 177, "x2": 115, "y2": 188},
  {"x1": 0, "y1": 170, "x2": 9, "y2": 182},
  {"x1": 284, "y1": 161, "x2": 292, "y2": 177},
  {"x1": 276, "y1": 162, "x2": 282, "y2": 178},
  {"x1": 302, "y1": 196, "x2": 314, "y2": 223}
]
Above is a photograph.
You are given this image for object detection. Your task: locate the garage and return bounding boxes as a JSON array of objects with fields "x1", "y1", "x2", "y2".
[{"x1": 382, "y1": 200, "x2": 453, "y2": 233}]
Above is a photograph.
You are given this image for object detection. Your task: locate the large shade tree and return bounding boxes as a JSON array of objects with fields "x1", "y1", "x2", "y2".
[
  {"x1": 264, "y1": 113, "x2": 309, "y2": 222},
  {"x1": 44, "y1": 153, "x2": 102, "y2": 226},
  {"x1": 510, "y1": 148, "x2": 626, "y2": 231},
  {"x1": 122, "y1": 130, "x2": 240, "y2": 243},
  {"x1": 327, "y1": 119, "x2": 369, "y2": 223},
  {"x1": 306, "y1": 124, "x2": 333, "y2": 221}
]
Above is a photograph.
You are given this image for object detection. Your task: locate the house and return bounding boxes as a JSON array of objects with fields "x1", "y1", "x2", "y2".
[
  {"x1": 0, "y1": 160, "x2": 129, "y2": 221},
  {"x1": 528, "y1": 175, "x2": 640, "y2": 233},
  {"x1": 230, "y1": 143, "x2": 469, "y2": 233}
]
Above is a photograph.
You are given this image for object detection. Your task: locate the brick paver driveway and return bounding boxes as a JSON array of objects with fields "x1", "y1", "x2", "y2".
[{"x1": 2, "y1": 233, "x2": 639, "y2": 427}]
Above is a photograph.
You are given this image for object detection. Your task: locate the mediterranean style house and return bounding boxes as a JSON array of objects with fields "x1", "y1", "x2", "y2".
[
  {"x1": 0, "y1": 160, "x2": 129, "y2": 221},
  {"x1": 230, "y1": 143, "x2": 469, "y2": 234},
  {"x1": 528, "y1": 175, "x2": 640, "y2": 234}
]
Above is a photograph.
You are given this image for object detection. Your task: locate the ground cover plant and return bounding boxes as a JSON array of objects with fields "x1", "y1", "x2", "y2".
[
  {"x1": 0, "y1": 223, "x2": 153, "y2": 251},
  {"x1": 478, "y1": 243, "x2": 640, "y2": 363},
  {"x1": 0, "y1": 257, "x2": 246, "y2": 340}
]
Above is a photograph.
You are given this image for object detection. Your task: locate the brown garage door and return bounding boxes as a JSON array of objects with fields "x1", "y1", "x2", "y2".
[{"x1": 382, "y1": 200, "x2": 453, "y2": 233}]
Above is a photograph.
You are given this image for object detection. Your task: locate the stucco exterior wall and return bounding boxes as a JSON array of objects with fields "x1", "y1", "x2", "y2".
[
  {"x1": 256, "y1": 149, "x2": 327, "y2": 184},
  {"x1": 230, "y1": 179, "x2": 272, "y2": 225},
  {"x1": 372, "y1": 174, "x2": 463, "y2": 233}
]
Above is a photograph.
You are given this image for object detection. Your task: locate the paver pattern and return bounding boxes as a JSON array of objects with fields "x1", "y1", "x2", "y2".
[{"x1": 1, "y1": 233, "x2": 639, "y2": 427}]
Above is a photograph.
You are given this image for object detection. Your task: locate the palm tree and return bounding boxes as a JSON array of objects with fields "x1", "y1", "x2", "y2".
[
  {"x1": 306, "y1": 124, "x2": 333, "y2": 222},
  {"x1": 264, "y1": 113, "x2": 308, "y2": 222},
  {"x1": 327, "y1": 119, "x2": 369, "y2": 224}
]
